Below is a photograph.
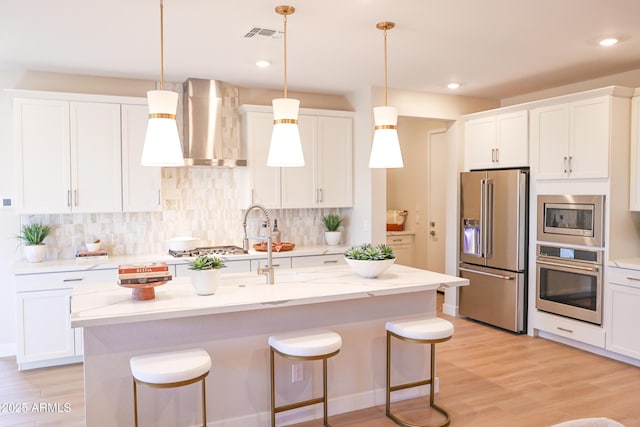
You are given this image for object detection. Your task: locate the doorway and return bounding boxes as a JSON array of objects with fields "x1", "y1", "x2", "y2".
[{"x1": 427, "y1": 128, "x2": 447, "y2": 273}]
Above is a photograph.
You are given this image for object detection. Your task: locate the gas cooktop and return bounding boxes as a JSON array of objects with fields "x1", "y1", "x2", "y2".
[{"x1": 168, "y1": 245, "x2": 247, "y2": 258}]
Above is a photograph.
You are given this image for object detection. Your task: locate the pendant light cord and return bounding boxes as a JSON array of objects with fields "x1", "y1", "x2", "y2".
[
  {"x1": 283, "y1": 13, "x2": 288, "y2": 99},
  {"x1": 160, "y1": 0, "x2": 165, "y2": 90}
]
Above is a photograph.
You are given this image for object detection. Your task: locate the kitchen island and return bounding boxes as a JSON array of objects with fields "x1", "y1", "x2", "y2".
[{"x1": 71, "y1": 264, "x2": 467, "y2": 426}]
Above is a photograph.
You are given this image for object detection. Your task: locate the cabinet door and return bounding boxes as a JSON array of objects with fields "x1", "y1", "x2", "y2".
[
  {"x1": 606, "y1": 283, "x2": 640, "y2": 359},
  {"x1": 281, "y1": 116, "x2": 317, "y2": 208},
  {"x1": 464, "y1": 116, "x2": 496, "y2": 170},
  {"x1": 122, "y1": 104, "x2": 162, "y2": 212},
  {"x1": 291, "y1": 254, "x2": 346, "y2": 268},
  {"x1": 246, "y1": 112, "x2": 281, "y2": 209},
  {"x1": 14, "y1": 98, "x2": 71, "y2": 213},
  {"x1": 70, "y1": 101, "x2": 122, "y2": 212},
  {"x1": 495, "y1": 111, "x2": 528, "y2": 168},
  {"x1": 630, "y1": 97, "x2": 640, "y2": 211},
  {"x1": 316, "y1": 116, "x2": 353, "y2": 207},
  {"x1": 569, "y1": 97, "x2": 609, "y2": 179},
  {"x1": 16, "y1": 289, "x2": 75, "y2": 363},
  {"x1": 532, "y1": 103, "x2": 570, "y2": 179}
]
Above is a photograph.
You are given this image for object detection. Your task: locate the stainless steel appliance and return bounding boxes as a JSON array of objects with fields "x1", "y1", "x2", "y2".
[
  {"x1": 459, "y1": 168, "x2": 528, "y2": 333},
  {"x1": 536, "y1": 244, "x2": 603, "y2": 325},
  {"x1": 537, "y1": 194, "x2": 605, "y2": 247}
]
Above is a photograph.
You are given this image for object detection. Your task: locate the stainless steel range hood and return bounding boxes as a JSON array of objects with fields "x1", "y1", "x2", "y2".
[{"x1": 182, "y1": 78, "x2": 247, "y2": 166}]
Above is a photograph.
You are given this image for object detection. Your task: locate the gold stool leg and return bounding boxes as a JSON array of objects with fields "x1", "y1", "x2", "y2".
[
  {"x1": 323, "y1": 357, "x2": 329, "y2": 427},
  {"x1": 202, "y1": 376, "x2": 207, "y2": 427},
  {"x1": 386, "y1": 330, "x2": 391, "y2": 417},
  {"x1": 270, "y1": 347, "x2": 276, "y2": 427},
  {"x1": 133, "y1": 380, "x2": 139, "y2": 427}
]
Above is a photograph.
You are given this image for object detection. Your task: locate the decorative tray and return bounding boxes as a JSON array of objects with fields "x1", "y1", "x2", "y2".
[{"x1": 253, "y1": 242, "x2": 295, "y2": 252}]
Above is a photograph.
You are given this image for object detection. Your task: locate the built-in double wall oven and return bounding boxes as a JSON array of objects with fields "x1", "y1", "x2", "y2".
[{"x1": 535, "y1": 195, "x2": 605, "y2": 325}]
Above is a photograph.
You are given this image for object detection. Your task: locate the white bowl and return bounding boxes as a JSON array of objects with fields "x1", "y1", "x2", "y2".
[
  {"x1": 85, "y1": 242, "x2": 101, "y2": 251},
  {"x1": 168, "y1": 236, "x2": 199, "y2": 251},
  {"x1": 345, "y1": 257, "x2": 396, "y2": 278}
]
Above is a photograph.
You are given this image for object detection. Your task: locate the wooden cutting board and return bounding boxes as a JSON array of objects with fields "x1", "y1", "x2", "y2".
[{"x1": 253, "y1": 242, "x2": 295, "y2": 252}]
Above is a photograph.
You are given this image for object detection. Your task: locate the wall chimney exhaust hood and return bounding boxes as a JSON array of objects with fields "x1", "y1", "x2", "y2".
[{"x1": 182, "y1": 78, "x2": 247, "y2": 166}]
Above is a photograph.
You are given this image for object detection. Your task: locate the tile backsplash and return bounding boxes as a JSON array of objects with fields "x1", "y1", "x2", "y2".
[{"x1": 20, "y1": 167, "x2": 350, "y2": 260}]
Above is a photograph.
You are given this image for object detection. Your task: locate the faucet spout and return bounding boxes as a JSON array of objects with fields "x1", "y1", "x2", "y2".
[{"x1": 242, "y1": 204, "x2": 274, "y2": 284}]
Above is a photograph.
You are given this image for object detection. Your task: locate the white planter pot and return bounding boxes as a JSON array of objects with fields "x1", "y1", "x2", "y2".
[
  {"x1": 191, "y1": 269, "x2": 221, "y2": 295},
  {"x1": 345, "y1": 257, "x2": 396, "y2": 278},
  {"x1": 324, "y1": 231, "x2": 341, "y2": 246},
  {"x1": 24, "y1": 244, "x2": 47, "y2": 263}
]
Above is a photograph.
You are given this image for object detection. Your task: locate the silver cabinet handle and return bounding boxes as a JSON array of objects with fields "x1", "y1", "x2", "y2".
[
  {"x1": 626, "y1": 276, "x2": 640, "y2": 282},
  {"x1": 323, "y1": 260, "x2": 338, "y2": 264},
  {"x1": 495, "y1": 148, "x2": 499, "y2": 162},
  {"x1": 459, "y1": 267, "x2": 514, "y2": 280},
  {"x1": 63, "y1": 278, "x2": 84, "y2": 282},
  {"x1": 73, "y1": 189, "x2": 78, "y2": 207},
  {"x1": 67, "y1": 190, "x2": 71, "y2": 207},
  {"x1": 563, "y1": 156, "x2": 568, "y2": 173},
  {"x1": 557, "y1": 327, "x2": 573, "y2": 334}
]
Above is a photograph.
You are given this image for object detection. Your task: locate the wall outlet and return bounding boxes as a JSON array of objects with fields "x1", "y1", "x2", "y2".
[{"x1": 291, "y1": 363, "x2": 303, "y2": 383}]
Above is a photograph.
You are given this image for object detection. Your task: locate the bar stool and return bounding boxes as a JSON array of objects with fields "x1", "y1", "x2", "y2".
[
  {"x1": 130, "y1": 348, "x2": 212, "y2": 427},
  {"x1": 268, "y1": 329, "x2": 342, "y2": 427},
  {"x1": 386, "y1": 317, "x2": 454, "y2": 427}
]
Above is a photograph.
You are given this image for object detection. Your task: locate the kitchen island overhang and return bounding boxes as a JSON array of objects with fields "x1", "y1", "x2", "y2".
[{"x1": 71, "y1": 264, "x2": 467, "y2": 426}]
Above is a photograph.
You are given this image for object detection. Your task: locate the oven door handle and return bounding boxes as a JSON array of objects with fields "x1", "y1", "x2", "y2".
[
  {"x1": 536, "y1": 259, "x2": 600, "y2": 272},
  {"x1": 459, "y1": 267, "x2": 514, "y2": 280}
]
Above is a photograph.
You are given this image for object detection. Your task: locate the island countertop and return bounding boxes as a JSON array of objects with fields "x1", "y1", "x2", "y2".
[{"x1": 71, "y1": 264, "x2": 468, "y2": 328}]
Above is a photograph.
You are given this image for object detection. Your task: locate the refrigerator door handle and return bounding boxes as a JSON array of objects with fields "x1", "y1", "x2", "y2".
[
  {"x1": 479, "y1": 179, "x2": 486, "y2": 257},
  {"x1": 459, "y1": 266, "x2": 515, "y2": 280},
  {"x1": 485, "y1": 179, "x2": 494, "y2": 258}
]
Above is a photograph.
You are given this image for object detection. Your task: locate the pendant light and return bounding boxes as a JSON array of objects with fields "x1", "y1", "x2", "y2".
[
  {"x1": 141, "y1": 0, "x2": 184, "y2": 167},
  {"x1": 369, "y1": 21, "x2": 404, "y2": 169},
  {"x1": 267, "y1": 5, "x2": 305, "y2": 167}
]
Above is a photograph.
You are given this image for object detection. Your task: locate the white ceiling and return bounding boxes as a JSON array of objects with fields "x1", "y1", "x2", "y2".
[{"x1": 3, "y1": 0, "x2": 640, "y2": 100}]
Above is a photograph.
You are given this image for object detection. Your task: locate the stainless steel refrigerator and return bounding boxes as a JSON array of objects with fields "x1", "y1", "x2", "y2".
[{"x1": 459, "y1": 168, "x2": 528, "y2": 333}]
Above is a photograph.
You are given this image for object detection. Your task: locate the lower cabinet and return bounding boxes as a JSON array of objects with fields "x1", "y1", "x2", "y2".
[
  {"x1": 386, "y1": 234, "x2": 416, "y2": 267},
  {"x1": 14, "y1": 268, "x2": 116, "y2": 370},
  {"x1": 605, "y1": 267, "x2": 640, "y2": 359},
  {"x1": 533, "y1": 309, "x2": 606, "y2": 348},
  {"x1": 175, "y1": 260, "x2": 251, "y2": 276},
  {"x1": 291, "y1": 253, "x2": 346, "y2": 268}
]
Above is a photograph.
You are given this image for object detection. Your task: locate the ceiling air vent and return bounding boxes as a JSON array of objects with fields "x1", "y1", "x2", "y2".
[{"x1": 244, "y1": 27, "x2": 282, "y2": 39}]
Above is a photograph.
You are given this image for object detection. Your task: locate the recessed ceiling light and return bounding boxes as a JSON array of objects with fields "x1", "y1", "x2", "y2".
[
  {"x1": 256, "y1": 60, "x2": 271, "y2": 68},
  {"x1": 599, "y1": 37, "x2": 618, "y2": 47},
  {"x1": 447, "y1": 82, "x2": 460, "y2": 90}
]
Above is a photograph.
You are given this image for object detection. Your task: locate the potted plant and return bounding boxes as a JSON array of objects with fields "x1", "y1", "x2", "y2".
[
  {"x1": 321, "y1": 213, "x2": 343, "y2": 246},
  {"x1": 344, "y1": 243, "x2": 396, "y2": 278},
  {"x1": 188, "y1": 255, "x2": 226, "y2": 295},
  {"x1": 17, "y1": 223, "x2": 52, "y2": 263}
]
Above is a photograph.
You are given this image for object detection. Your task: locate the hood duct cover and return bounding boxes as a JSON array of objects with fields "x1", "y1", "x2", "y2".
[{"x1": 182, "y1": 78, "x2": 247, "y2": 166}]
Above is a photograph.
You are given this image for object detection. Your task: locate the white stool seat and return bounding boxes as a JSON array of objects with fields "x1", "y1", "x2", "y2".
[
  {"x1": 130, "y1": 348, "x2": 212, "y2": 384},
  {"x1": 269, "y1": 329, "x2": 342, "y2": 357},
  {"x1": 386, "y1": 317, "x2": 454, "y2": 341}
]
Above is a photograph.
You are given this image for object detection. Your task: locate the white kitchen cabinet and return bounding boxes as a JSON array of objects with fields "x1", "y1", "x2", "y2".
[
  {"x1": 531, "y1": 96, "x2": 611, "y2": 180},
  {"x1": 464, "y1": 110, "x2": 528, "y2": 170},
  {"x1": 251, "y1": 257, "x2": 292, "y2": 271},
  {"x1": 175, "y1": 260, "x2": 251, "y2": 276},
  {"x1": 533, "y1": 309, "x2": 605, "y2": 349},
  {"x1": 121, "y1": 104, "x2": 161, "y2": 212},
  {"x1": 14, "y1": 268, "x2": 116, "y2": 370},
  {"x1": 605, "y1": 267, "x2": 640, "y2": 359},
  {"x1": 291, "y1": 253, "x2": 346, "y2": 268},
  {"x1": 241, "y1": 105, "x2": 353, "y2": 209},
  {"x1": 630, "y1": 94, "x2": 640, "y2": 211},
  {"x1": 15, "y1": 98, "x2": 122, "y2": 213},
  {"x1": 386, "y1": 233, "x2": 416, "y2": 267}
]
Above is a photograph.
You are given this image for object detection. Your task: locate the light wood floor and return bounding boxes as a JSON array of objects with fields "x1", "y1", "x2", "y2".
[{"x1": 2, "y1": 294, "x2": 639, "y2": 427}]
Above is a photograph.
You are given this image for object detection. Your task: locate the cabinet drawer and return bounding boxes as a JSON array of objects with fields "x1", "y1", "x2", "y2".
[
  {"x1": 251, "y1": 257, "x2": 292, "y2": 270},
  {"x1": 534, "y1": 310, "x2": 605, "y2": 348},
  {"x1": 175, "y1": 260, "x2": 251, "y2": 276},
  {"x1": 386, "y1": 234, "x2": 415, "y2": 245},
  {"x1": 291, "y1": 254, "x2": 346, "y2": 268},
  {"x1": 607, "y1": 266, "x2": 640, "y2": 289},
  {"x1": 15, "y1": 268, "x2": 117, "y2": 292}
]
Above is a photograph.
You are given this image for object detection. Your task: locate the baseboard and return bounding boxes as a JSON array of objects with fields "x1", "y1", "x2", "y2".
[
  {"x1": 442, "y1": 303, "x2": 457, "y2": 317},
  {"x1": 205, "y1": 381, "x2": 437, "y2": 427}
]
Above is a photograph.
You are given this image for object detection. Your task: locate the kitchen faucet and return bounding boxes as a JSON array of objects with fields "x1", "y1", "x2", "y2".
[{"x1": 242, "y1": 204, "x2": 274, "y2": 284}]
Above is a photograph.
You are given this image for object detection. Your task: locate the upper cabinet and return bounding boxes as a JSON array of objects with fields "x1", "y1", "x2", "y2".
[
  {"x1": 13, "y1": 91, "x2": 158, "y2": 214},
  {"x1": 241, "y1": 105, "x2": 353, "y2": 209},
  {"x1": 630, "y1": 94, "x2": 640, "y2": 211},
  {"x1": 531, "y1": 96, "x2": 612, "y2": 180},
  {"x1": 464, "y1": 110, "x2": 528, "y2": 170}
]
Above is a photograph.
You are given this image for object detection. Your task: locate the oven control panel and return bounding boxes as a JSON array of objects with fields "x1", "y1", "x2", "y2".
[{"x1": 537, "y1": 244, "x2": 601, "y2": 264}]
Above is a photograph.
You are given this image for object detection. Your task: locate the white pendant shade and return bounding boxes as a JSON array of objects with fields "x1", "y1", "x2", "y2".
[
  {"x1": 369, "y1": 105, "x2": 403, "y2": 168},
  {"x1": 268, "y1": 98, "x2": 305, "y2": 167},
  {"x1": 141, "y1": 90, "x2": 184, "y2": 167}
]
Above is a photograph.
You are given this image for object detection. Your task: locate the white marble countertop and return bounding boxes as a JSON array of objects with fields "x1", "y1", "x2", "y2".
[
  {"x1": 608, "y1": 258, "x2": 640, "y2": 271},
  {"x1": 71, "y1": 264, "x2": 468, "y2": 328},
  {"x1": 12, "y1": 245, "x2": 350, "y2": 275}
]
